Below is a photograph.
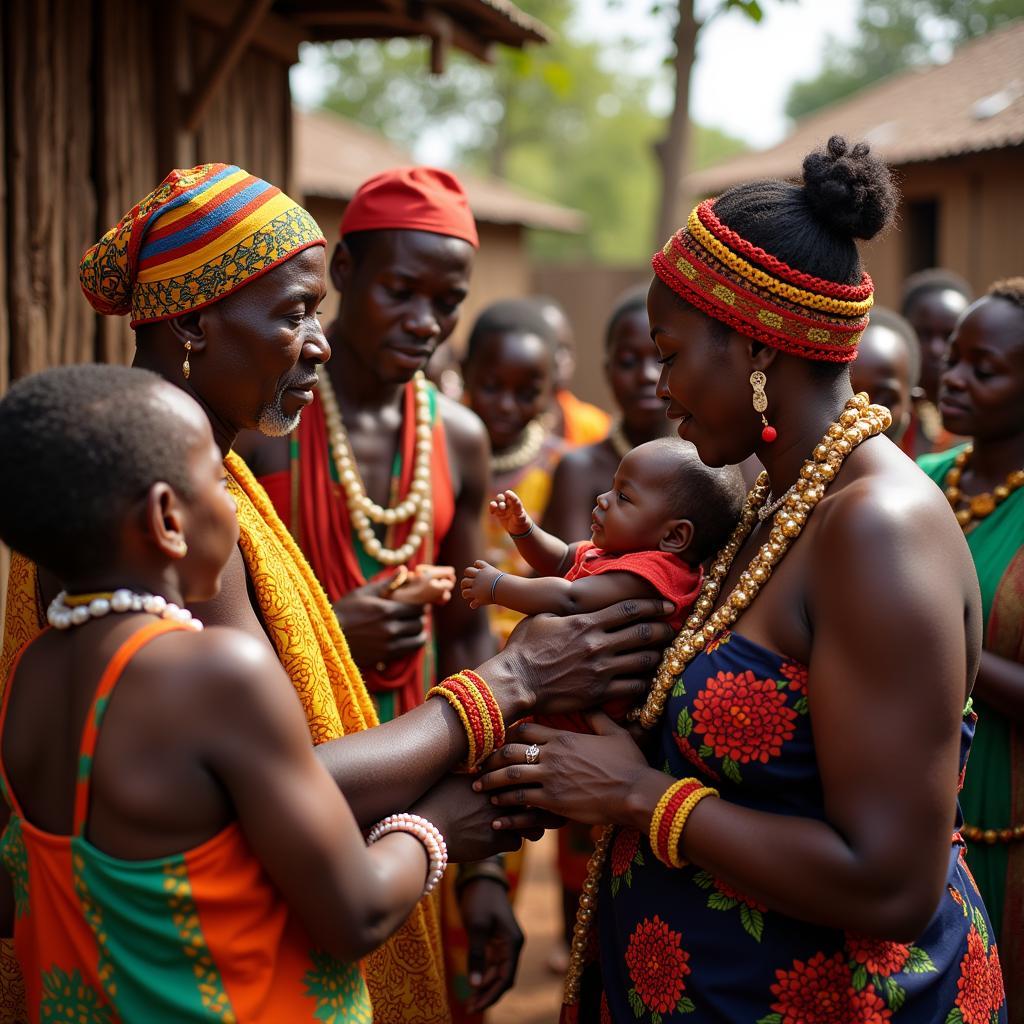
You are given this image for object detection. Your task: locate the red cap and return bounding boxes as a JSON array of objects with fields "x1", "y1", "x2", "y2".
[{"x1": 339, "y1": 166, "x2": 479, "y2": 248}]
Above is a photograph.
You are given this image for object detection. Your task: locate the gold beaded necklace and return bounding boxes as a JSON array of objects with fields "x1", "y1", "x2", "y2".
[
  {"x1": 491, "y1": 418, "x2": 547, "y2": 474},
  {"x1": 317, "y1": 368, "x2": 434, "y2": 567},
  {"x1": 942, "y1": 444, "x2": 1024, "y2": 531},
  {"x1": 562, "y1": 394, "x2": 892, "y2": 1007}
]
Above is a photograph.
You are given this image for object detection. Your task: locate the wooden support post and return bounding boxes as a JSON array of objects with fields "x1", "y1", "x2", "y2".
[{"x1": 183, "y1": 0, "x2": 273, "y2": 135}]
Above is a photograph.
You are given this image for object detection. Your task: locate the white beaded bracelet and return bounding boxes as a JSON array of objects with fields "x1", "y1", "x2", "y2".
[{"x1": 367, "y1": 812, "x2": 448, "y2": 895}]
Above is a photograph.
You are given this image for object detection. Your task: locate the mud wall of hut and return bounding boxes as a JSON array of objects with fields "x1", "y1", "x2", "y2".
[{"x1": 0, "y1": 0, "x2": 296, "y2": 621}]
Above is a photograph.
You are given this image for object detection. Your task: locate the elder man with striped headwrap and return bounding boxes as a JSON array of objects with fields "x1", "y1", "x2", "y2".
[{"x1": 0, "y1": 163, "x2": 535, "y2": 1024}]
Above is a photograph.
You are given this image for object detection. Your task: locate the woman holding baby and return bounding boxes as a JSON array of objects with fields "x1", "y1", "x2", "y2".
[{"x1": 475, "y1": 138, "x2": 1005, "y2": 1020}]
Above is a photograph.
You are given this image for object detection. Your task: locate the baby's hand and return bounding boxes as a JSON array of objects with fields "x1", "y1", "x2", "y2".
[
  {"x1": 489, "y1": 490, "x2": 532, "y2": 537},
  {"x1": 461, "y1": 559, "x2": 503, "y2": 610}
]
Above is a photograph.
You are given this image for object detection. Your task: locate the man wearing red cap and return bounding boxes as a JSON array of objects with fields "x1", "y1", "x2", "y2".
[{"x1": 238, "y1": 166, "x2": 517, "y2": 1018}]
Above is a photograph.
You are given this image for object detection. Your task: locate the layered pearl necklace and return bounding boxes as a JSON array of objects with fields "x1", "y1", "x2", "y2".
[
  {"x1": 492, "y1": 418, "x2": 546, "y2": 474},
  {"x1": 563, "y1": 394, "x2": 892, "y2": 1008},
  {"x1": 47, "y1": 590, "x2": 203, "y2": 631},
  {"x1": 318, "y1": 368, "x2": 434, "y2": 567},
  {"x1": 943, "y1": 444, "x2": 1024, "y2": 531}
]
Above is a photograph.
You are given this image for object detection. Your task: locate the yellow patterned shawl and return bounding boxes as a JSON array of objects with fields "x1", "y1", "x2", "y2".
[{"x1": 0, "y1": 453, "x2": 450, "y2": 1024}]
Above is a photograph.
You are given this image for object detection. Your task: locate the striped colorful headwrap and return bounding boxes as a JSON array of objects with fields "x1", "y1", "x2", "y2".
[
  {"x1": 652, "y1": 198, "x2": 874, "y2": 363},
  {"x1": 80, "y1": 164, "x2": 325, "y2": 328}
]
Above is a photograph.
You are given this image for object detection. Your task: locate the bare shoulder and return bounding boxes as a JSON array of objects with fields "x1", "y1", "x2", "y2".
[
  {"x1": 438, "y1": 392, "x2": 488, "y2": 456},
  {"x1": 132, "y1": 626, "x2": 288, "y2": 716},
  {"x1": 813, "y1": 438, "x2": 977, "y2": 601},
  {"x1": 233, "y1": 428, "x2": 290, "y2": 477}
]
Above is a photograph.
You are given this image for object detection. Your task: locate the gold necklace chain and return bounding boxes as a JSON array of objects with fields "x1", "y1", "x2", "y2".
[
  {"x1": 563, "y1": 393, "x2": 892, "y2": 1007},
  {"x1": 317, "y1": 368, "x2": 434, "y2": 566},
  {"x1": 491, "y1": 418, "x2": 547, "y2": 474},
  {"x1": 943, "y1": 443, "x2": 1024, "y2": 530}
]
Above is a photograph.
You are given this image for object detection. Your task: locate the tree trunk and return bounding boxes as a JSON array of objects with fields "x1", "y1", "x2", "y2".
[{"x1": 654, "y1": 0, "x2": 699, "y2": 247}]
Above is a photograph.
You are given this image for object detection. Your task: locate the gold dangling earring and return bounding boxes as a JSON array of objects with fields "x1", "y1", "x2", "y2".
[
  {"x1": 182, "y1": 340, "x2": 192, "y2": 380},
  {"x1": 750, "y1": 371, "x2": 777, "y2": 443}
]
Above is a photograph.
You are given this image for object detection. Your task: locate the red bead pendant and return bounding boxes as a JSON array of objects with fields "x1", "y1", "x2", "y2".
[{"x1": 761, "y1": 425, "x2": 778, "y2": 443}]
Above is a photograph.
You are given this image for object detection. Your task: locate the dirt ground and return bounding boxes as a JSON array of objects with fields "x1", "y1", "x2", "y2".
[{"x1": 489, "y1": 830, "x2": 566, "y2": 1024}]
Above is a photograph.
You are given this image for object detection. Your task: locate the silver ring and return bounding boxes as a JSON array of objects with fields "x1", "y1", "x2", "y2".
[{"x1": 524, "y1": 743, "x2": 541, "y2": 765}]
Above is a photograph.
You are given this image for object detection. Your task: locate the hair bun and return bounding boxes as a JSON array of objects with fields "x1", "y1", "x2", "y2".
[{"x1": 801, "y1": 136, "x2": 896, "y2": 241}]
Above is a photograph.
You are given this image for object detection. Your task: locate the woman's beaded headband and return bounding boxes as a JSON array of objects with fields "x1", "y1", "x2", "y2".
[{"x1": 652, "y1": 199, "x2": 874, "y2": 363}]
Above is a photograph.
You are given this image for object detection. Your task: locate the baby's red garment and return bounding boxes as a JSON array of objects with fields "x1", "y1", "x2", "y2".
[{"x1": 539, "y1": 542, "x2": 702, "y2": 733}]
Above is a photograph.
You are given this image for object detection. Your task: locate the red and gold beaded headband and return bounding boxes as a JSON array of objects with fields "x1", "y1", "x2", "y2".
[{"x1": 652, "y1": 199, "x2": 874, "y2": 363}]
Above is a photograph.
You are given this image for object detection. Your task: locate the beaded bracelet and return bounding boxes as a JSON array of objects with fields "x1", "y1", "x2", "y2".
[
  {"x1": 367, "y1": 812, "x2": 448, "y2": 896},
  {"x1": 427, "y1": 670, "x2": 506, "y2": 771},
  {"x1": 460, "y1": 668, "x2": 505, "y2": 750},
  {"x1": 444, "y1": 675, "x2": 491, "y2": 762},
  {"x1": 649, "y1": 777, "x2": 718, "y2": 868}
]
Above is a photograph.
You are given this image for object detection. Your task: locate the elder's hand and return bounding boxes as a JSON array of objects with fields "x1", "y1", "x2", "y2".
[
  {"x1": 411, "y1": 775, "x2": 548, "y2": 863},
  {"x1": 475, "y1": 716, "x2": 657, "y2": 829},
  {"x1": 477, "y1": 598, "x2": 675, "y2": 721}
]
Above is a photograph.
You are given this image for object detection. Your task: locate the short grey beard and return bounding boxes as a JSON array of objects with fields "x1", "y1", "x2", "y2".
[{"x1": 256, "y1": 387, "x2": 302, "y2": 437}]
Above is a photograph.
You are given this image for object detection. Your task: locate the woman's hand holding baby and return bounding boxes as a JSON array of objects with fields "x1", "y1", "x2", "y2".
[
  {"x1": 489, "y1": 490, "x2": 532, "y2": 537},
  {"x1": 461, "y1": 559, "x2": 503, "y2": 609}
]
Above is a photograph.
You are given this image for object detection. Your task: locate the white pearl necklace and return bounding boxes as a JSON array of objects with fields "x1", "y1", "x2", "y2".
[
  {"x1": 491, "y1": 418, "x2": 547, "y2": 474},
  {"x1": 317, "y1": 367, "x2": 434, "y2": 567},
  {"x1": 47, "y1": 590, "x2": 203, "y2": 631}
]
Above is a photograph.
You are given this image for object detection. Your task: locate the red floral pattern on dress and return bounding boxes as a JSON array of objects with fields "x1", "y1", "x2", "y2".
[
  {"x1": 988, "y1": 944, "x2": 1005, "y2": 1015},
  {"x1": 672, "y1": 733, "x2": 721, "y2": 782},
  {"x1": 625, "y1": 916, "x2": 691, "y2": 1015},
  {"x1": 713, "y1": 877, "x2": 767, "y2": 912},
  {"x1": 769, "y1": 951, "x2": 892, "y2": 1024},
  {"x1": 692, "y1": 670, "x2": 797, "y2": 764},
  {"x1": 955, "y1": 927, "x2": 990, "y2": 1024},
  {"x1": 844, "y1": 936, "x2": 911, "y2": 977},
  {"x1": 779, "y1": 661, "x2": 808, "y2": 693},
  {"x1": 599, "y1": 991, "x2": 612, "y2": 1024},
  {"x1": 704, "y1": 632, "x2": 732, "y2": 656},
  {"x1": 611, "y1": 830, "x2": 641, "y2": 877}
]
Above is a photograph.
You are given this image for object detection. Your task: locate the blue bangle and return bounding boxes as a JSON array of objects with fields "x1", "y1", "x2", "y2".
[
  {"x1": 509, "y1": 522, "x2": 534, "y2": 539},
  {"x1": 490, "y1": 572, "x2": 506, "y2": 603}
]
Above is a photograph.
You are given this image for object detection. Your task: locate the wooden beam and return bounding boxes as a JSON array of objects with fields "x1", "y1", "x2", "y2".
[
  {"x1": 425, "y1": 9, "x2": 451, "y2": 74},
  {"x1": 183, "y1": 0, "x2": 274, "y2": 134},
  {"x1": 184, "y1": 0, "x2": 304, "y2": 64},
  {"x1": 295, "y1": 9, "x2": 495, "y2": 63}
]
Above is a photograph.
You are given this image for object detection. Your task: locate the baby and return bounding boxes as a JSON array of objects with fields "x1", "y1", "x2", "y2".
[{"x1": 461, "y1": 438, "x2": 744, "y2": 724}]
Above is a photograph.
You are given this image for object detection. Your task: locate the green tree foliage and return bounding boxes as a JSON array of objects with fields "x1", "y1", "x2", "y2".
[
  {"x1": 312, "y1": 0, "x2": 746, "y2": 264},
  {"x1": 786, "y1": 0, "x2": 1024, "y2": 121}
]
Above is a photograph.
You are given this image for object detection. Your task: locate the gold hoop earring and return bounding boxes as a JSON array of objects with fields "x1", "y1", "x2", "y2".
[
  {"x1": 750, "y1": 371, "x2": 777, "y2": 443},
  {"x1": 182, "y1": 340, "x2": 192, "y2": 380}
]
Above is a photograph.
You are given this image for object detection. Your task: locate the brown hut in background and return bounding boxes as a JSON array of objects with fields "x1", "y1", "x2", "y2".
[
  {"x1": 294, "y1": 107, "x2": 585, "y2": 354},
  {"x1": 683, "y1": 19, "x2": 1024, "y2": 305}
]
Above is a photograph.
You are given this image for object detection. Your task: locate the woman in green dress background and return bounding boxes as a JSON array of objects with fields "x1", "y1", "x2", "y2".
[{"x1": 919, "y1": 277, "x2": 1024, "y2": 1018}]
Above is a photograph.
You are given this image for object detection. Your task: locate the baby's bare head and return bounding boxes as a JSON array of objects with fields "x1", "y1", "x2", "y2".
[{"x1": 596, "y1": 439, "x2": 745, "y2": 564}]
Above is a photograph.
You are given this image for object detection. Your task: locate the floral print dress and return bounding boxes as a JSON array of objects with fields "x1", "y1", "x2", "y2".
[{"x1": 578, "y1": 631, "x2": 1006, "y2": 1024}]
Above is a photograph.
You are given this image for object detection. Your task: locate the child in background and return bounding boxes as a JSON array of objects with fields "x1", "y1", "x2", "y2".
[
  {"x1": 462, "y1": 299, "x2": 566, "y2": 647},
  {"x1": 0, "y1": 365, "x2": 452, "y2": 1023},
  {"x1": 461, "y1": 438, "x2": 744, "y2": 728}
]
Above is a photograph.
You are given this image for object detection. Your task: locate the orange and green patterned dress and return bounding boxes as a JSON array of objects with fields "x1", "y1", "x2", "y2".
[{"x1": 0, "y1": 619, "x2": 372, "y2": 1023}]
